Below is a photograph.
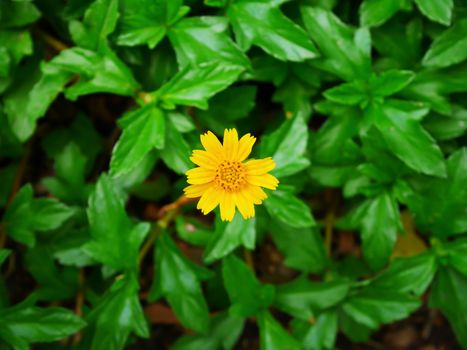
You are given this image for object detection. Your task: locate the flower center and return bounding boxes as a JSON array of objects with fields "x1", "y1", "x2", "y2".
[{"x1": 215, "y1": 160, "x2": 246, "y2": 192}]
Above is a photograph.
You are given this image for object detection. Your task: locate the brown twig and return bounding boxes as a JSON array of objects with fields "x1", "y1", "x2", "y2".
[
  {"x1": 35, "y1": 28, "x2": 69, "y2": 52},
  {"x1": 72, "y1": 269, "x2": 85, "y2": 344},
  {"x1": 243, "y1": 248, "x2": 254, "y2": 270},
  {"x1": 324, "y1": 212, "x2": 334, "y2": 256},
  {"x1": 0, "y1": 141, "x2": 32, "y2": 249}
]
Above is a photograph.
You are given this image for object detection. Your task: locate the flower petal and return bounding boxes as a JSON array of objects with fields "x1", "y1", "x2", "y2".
[
  {"x1": 220, "y1": 192, "x2": 235, "y2": 221},
  {"x1": 196, "y1": 186, "x2": 220, "y2": 214},
  {"x1": 234, "y1": 190, "x2": 255, "y2": 219},
  {"x1": 243, "y1": 183, "x2": 267, "y2": 204},
  {"x1": 186, "y1": 167, "x2": 216, "y2": 184},
  {"x1": 190, "y1": 150, "x2": 220, "y2": 169},
  {"x1": 246, "y1": 173, "x2": 279, "y2": 190},
  {"x1": 236, "y1": 133, "x2": 256, "y2": 162},
  {"x1": 244, "y1": 157, "x2": 276, "y2": 175},
  {"x1": 223, "y1": 128, "x2": 239, "y2": 161},
  {"x1": 183, "y1": 183, "x2": 212, "y2": 198},
  {"x1": 201, "y1": 131, "x2": 224, "y2": 158}
]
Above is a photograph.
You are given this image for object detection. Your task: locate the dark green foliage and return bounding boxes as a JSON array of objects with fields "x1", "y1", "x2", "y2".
[{"x1": 1, "y1": 0, "x2": 467, "y2": 349}]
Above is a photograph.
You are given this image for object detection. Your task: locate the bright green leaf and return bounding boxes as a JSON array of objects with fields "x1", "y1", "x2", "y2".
[
  {"x1": 222, "y1": 255, "x2": 275, "y2": 317},
  {"x1": 0, "y1": 305, "x2": 85, "y2": 348},
  {"x1": 86, "y1": 275, "x2": 149, "y2": 350},
  {"x1": 228, "y1": 0, "x2": 318, "y2": 62},
  {"x1": 359, "y1": 0, "x2": 410, "y2": 27},
  {"x1": 169, "y1": 16, "x2": 249, "y2": 68},
  {"x1": 301, "y1": 6, "x2": 371, "y2": 81},
  {"x1": 258, "y1": 311, "x2": 301, "y2": 350},
  {"x1": 3, "y1": 184, "x2": 74, "y2": 247},
  {"x1": 154, "y1": 61, "x2": 244, "y2": 109},
  {"x1": 116, "y1": 0, "x2": 189, "y2": 48},
  {"x1": 110, "y1": 106, "x2": 165, "y2": 177},
  {"x1": 159, "y1": 115, "x2": 192, "y2": 174},
  {"x1": 414, "y1": 0, "x2": 453, "y2": 25},
  {"x1": 422, "y1": 19, "x2": 467, "y2": 68},
  {"x1": 265, "y1": 187, "x2": 315, "y2": 229},
  {"x1": 204, "y1": 214, "x2": 256, "y2": 264},
  {"x1": 172, "y1": 312, "x2": 244, "y2": 350},
  {"x1": 69, "y1": 0, "x2": 119, "y2": 52},
  {"x1": 430, "y1": 267, "x2": 467, "y2": 349},
  {"x1": 149, "y1": 232, "x2": 212, "y2": 333},
  {"x1": 260, "y1": 116, "x2": 310, "y2": 177},
  {"x1": 274, "y1": 277, "x2": 350, "y2": 320},
  {"x1": 84, "y1": 174, "x2": 150, "y2": 271}
]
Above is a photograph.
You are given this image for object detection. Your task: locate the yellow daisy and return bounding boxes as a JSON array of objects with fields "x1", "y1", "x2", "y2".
[{"x1": 184, "y1": 129, "x2": 279, "y2": 222}]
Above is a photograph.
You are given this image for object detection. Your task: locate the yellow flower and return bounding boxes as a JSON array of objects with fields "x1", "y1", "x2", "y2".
[{"x1": 184, "y1": 129, "x2": 279, "y2": 222}]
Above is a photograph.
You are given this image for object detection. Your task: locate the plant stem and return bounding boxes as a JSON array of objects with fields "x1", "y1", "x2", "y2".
[{"x1": 137, "y1": 195, "x2": 194, "y2": 267}]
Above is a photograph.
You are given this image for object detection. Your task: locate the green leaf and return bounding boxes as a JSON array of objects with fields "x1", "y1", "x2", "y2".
[
  {"x1": 324, "y1": 71, "x2": 414, "y2": 106},
  {"x1": 24, "y1": 245, "x2": 78, "y2": 301},
  {"x1": 3, "y1": 184, "x2": 74, "y2": 247},
  {"x1": 5, "y1": 59, "x2": 70, "y2": 142},
  {"x1": 52, "y1": 228, "x2": 95, "y2": 268},
  {"x1": 42, "y1": 142, "x2": 90, "y2": 204},
  {"x1": 116, "y1": 0, "x2": 188, "y2": 48},
  {"x1": 311, "y1": 107, "x2": 360, "y2": 165},
  {"x1": 159, "y1": 115, "x2": 192, "y2": 174},
  {"x1": 59, "y1": 47, "x2": 140, "y2": 100},
  {"x1": 293, "y1": 310, "x2": 338, "y2": 350},
  {"x1": 423, "y1": 105, "x2": 467, "y2": 141},
  {"x1": 0, "y1": 30, "x2": 33, "y2": 67},
  {"x1": 84, "y1": 174, "x2": 150, "y2": 271},
  {"x1": 357, "y1": 191, "x2": 401, "y2": 270},
  {"x1": 414, "y1": 0, "x2": 453, "y2": 26},
  {"x1": 258, "y1": 311, "x2": 301, "y2": 350},
  {"x1": 301, "y1": 6, "x2": 371, "y2": 80},
  {"x1": 0, "y1": 305, "x2": 85, "y2": 348},
  {"x1": 198, "y1": 85, "x2": 257, "y2": 133},
  {"x1": 260, "y1": 116, "x2": 310, "y2": 178},
  {"x1": 444, "y1": 239, "x2": 467, "y2": 276},
  {"x1": 227, "y1": 0, "x2": 318, "y2": 62},
  {"x1": 270, "y1": 220, "x2": 327, "y2": 273},
  {"x1": 342, "y1": 287, "x2": 420, "y2": 330},
  {"x1": 372, "y1": 16, "x2": 422, "y2": 67},
  {"x1": 149, "y1": 232, "x2": 212, "y2": 332},
  {"x1": 422, "y1": 19, "x2": 467, "y2": 68},
  {"x1": 154, "y1": 61, "x2": 244, "y2": 109},
  {"x1": 0, "y1": 249, "x2": 11, "y2": 266},
  {"x1": 405, "y1": 148, "x2": 467, "y2": 236},
  {"x1": 272, "y1": 78, "x2": 313, "y2": 120},
  {"x1": 372, "y1": 102, "x2": 446, "y2": 177},
  {"x1": 265, "y1": 187, "x2": 315, "y2": 229},
  {"x1": 175, "y1": 216, "x2": 213, "y2": 247},
  {"x1": 204, "y1": 214, "x2": 256, "y2": 264},
  {"x1": 430, "y1": 267, "x2": 467, "y2": 349},
  {"x1": 323, "y1": 81, "x2": 366, "y2": 106},
  {"x1": 401, "y1": 63, "x2": 467, "y2": 115},
  {"x1": 0, "y1": 1, "x2": 41, "y2": 28},
  {"x1": 359, "y1": 0, "x2": 410, "y2": 27},
  {"x1": 222, "y1": 255, "x2": 275, "y2": 317},
  {"x1": 274, "y1": 277, "x2": 350, "y2": 320},
  {"x1": 172, "y1": 312, "x2": 244, "y2": 350},
  {"x1": 169, "y1": 16, "x2": 249, "y2": 68},
  {"x1": 369, "y1": 70, "x2": 415, "y2": 97},
  {"x1": 110, "y1": 106, "x2": 165, "y2": 177},
  {"x1": 69, "y1": 0, "x2": 119, "y2": 52},
  {"x1": 86, "y1": 275, "x2": 149, "y2": 350},
  {"x1": 371, "y1": 252, "x2": 437, "y2": 295}
]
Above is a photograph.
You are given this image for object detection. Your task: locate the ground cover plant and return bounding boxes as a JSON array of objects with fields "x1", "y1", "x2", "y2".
[{"x1": 1, "y1": 0, "x2": 467, "y2": 349}]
